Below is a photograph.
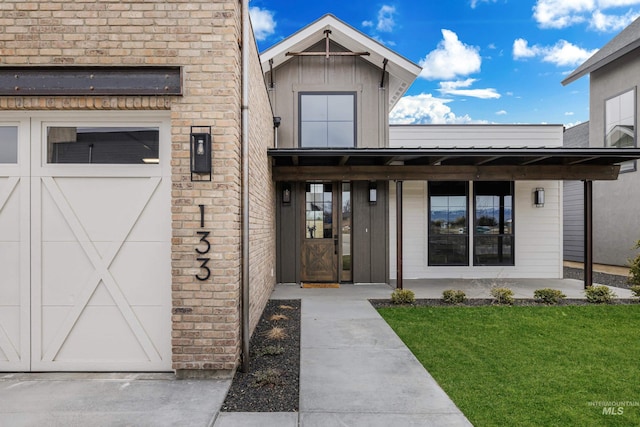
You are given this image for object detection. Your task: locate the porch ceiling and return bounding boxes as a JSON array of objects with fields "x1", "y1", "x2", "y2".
[{"x1": 268, "y1": 147, "x2": 640, "y2": 181}]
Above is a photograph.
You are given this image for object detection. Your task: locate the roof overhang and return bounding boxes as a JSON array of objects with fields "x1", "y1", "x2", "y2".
[
  {"x1": 268, "y1": 147, "x2": 640, "y2": 181},
  {"x1": 260, "y1": 14, "x2": 422, "y2": 111}
]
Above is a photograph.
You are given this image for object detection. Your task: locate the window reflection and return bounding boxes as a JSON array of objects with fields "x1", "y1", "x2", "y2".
[
  {"x1": 428, "y1": 182, "x2": 468, "y2": 266},
  {"x1": 305, "y1": 183, "x2": 332, "y2": 239},
  {"x1": 47, "y1": 127, "x2": 159, "y2": 164},
  {"x1": 0, "y1": 126, "x2": 18, "y2": 164},
  {"x1": 605, "y1": 89, "x2": 636, "y2": 172},
  {"x1": 474, "y1": 182, "x2": 514, "y2": 266}
]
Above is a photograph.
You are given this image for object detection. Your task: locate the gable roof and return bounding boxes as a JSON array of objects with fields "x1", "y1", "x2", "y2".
[
  {"x1": 562, "y1": 17, "x2": 640, "y2": 85},
  {"x1": 260, "y1": 14, "x2": 422, "y2": 111}
]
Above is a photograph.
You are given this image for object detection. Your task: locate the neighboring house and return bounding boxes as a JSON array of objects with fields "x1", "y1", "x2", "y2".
[
  {"x1": 1, "y1": 6, "x2": 638, "y2": 376},
  {"x1": 563, "y1": 17, "x2": 640, "y2": 267}
]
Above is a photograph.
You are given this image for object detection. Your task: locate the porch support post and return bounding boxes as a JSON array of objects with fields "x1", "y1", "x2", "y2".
[
  {"x1": 583, "y1": 180, "x2": 593, "y2": 289},
  {"x1": 396, "y1": 180, "x2": 403, "y2": 290}
]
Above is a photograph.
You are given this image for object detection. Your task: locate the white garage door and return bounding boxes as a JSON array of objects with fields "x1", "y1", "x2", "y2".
[{"x1": 0, "y1": 113, "x2": 172, "y2": 371}]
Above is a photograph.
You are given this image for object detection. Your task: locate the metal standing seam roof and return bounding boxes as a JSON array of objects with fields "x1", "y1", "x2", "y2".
[
  {"x1": 562, "y1": 16, "x2": 640, "y2": 85},
  {"x1": 268, "y1": 147, "x2": 640, "y2": 167}
]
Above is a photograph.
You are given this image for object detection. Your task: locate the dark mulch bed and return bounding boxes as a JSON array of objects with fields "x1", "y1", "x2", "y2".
[
  {"x1": 370, "y1": 298, "x2": 638, "y2": 309},
  {"x1": 221, "y1": 299, "x2": 300, "y2": 412}
]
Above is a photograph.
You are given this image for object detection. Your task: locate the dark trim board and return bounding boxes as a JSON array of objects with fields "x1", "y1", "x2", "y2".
[
  {"x1": 0, "y1": 66, "x2": 182, "y2": 96},
  {"x1": 273, "y1": 165, "x2": 622, "y2": 181}
]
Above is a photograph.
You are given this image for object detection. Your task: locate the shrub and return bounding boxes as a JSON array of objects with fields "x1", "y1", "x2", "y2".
[
  {"x1": 629, "y1": 285, "x2": 640, "y2": 301},
  {"x1": 584, "y1": 285, "x2": 616, "y2": 304},
  {"x1": 628, "y1": 240, "x2": 640, "y2": 286},
  {"x1": 442, "y1": 289, "x2": 467, "y2": 304},
  {"x1": 251, "y1": 368, "x2": 283, "y2": 388},
  {"x1": 391, "y1": 289, "x2": 415, "y2": 304},
  {"x1": 490, "y1": 287, "x2": 514, "y2": 305},
  {"x1": 254, "y1": 345, "x2": 285, "y2": 357},
  {"x1": 533, "y1": 288, "x2": 566, "y2": 305},
  {"x1": 264, "y1": 326, "x2": 287, "y2": 340}
]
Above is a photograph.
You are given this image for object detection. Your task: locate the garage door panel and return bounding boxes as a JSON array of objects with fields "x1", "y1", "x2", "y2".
[
  {"x1": 127, "y1": 179, "x2": 171, "y2": 241},
  {"x1": 109, "y1": 242, "x2": 171, "y2": 305},
  {"x1": 52, "y1": 177, "x2": 162, "y2": 243},
  {"x1": 41, "y1": 242, "x2": 94, "y2": 305},
  {"x1": 41, "y1": 183, "x2": 76, "y2": 242},
  {"x1": 0, "y1": 173, "x2": 29, "y2": 371}
]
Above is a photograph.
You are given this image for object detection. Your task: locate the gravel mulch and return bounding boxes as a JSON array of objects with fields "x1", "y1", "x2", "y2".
[
  {"x1": 221, "y1": 299, "x2": 300, "y2": 412},
  {"x1": 563, "y1": 266, "x2": 632, "y2": 289}
]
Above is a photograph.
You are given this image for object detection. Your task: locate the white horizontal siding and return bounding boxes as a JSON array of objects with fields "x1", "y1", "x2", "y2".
[
  {"x1": 389, "y1": 124, "x2": 564, "y2": 148},
  {"x1": 389, "y1": 180, "x2": 562, "y2": 279}
]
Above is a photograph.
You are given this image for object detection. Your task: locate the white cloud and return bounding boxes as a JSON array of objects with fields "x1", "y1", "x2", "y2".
[
  {"x1": 249, "y1": 7, "x2": 276, "y2": 41},
  {"x1": 565, "y1": 111, "x2": 575, "y2": 115},
  {"x1": 389, "y1": 93, "x2": 487, "y2": 124},
  {"x1": 376, "y1": 5, "x2": 397, "y2": 32},
  {"x1": 590, "y1": 9, "x2": 640, "y2": 31},
  {"x1": 533, "y1": 0, "x2": 640, "y2": 30},
  {"x1": 471, "y1": 0, "x2": 498, "y2": 8},
  {"x1": 419, "y1": 30, "x2": 482, "y2": 80},
  {"x1": 496, "y1": 110, "x2": 508, "y2": 115},
  {"x1": 362, "y1": 20, "x2": 374, "y2": 28},
  {"x1": 438, "y1": 79, "x2": 501, "y2": 99},
  {"x1": 512, "y1": 38, "x2": 597, "y2": 67}
]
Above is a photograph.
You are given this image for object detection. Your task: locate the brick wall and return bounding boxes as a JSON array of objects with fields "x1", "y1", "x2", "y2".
[
  {"x1": 0, "y1": 0, "x2": 274, "y2": 375},
  {"x1": 246, "y1": 22, "x2": 277, "y2": 334}
]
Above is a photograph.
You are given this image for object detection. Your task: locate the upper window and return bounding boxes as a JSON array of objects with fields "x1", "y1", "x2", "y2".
[
  {"x1": 605, "y1": 88, "x2": 636, "y2": 173},
  {"x1": 474, "y1": 182, "x2": 514, "y2": 266},
  {"x1": 428, "y1": 182, "x2": 469, "y2": 266},
  {"x1": 47, "y1": 127, "x2": 159, "y2": 164},
  {"x1": 299, "y1": 93, "x2": 355, "y2": 148},
  {"x1": 0, "y1": 126, "x2": 18, "y2": 164}
]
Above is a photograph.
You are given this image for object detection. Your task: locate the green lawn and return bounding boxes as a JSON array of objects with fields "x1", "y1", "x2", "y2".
[{"x1": 378, "y1": 305, "x2": 640, "y2": 426}]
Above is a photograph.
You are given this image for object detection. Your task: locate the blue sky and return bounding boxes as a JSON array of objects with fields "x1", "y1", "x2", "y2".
[{"x1": 249, "y1": 0, "x2": 640, "y2": 127}]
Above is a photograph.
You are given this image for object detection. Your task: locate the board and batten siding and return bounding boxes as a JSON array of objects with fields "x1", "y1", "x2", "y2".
[{"x1": 389, "y1": 181, "x2": 563, "y2": 279}]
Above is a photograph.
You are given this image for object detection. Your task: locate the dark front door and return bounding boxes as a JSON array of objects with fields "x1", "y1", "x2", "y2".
[{"x1": 301, "y1": 182, "x2": 338, "y2": 282}]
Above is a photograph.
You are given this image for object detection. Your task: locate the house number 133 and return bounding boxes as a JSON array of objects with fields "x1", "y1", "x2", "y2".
[{"x1": 195, "y1": 204, "x2": 211, "y2": 281}]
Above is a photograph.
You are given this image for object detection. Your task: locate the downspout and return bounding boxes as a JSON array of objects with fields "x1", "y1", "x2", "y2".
[{"x1": 240, "y1": 0, "x2": 250, "y2": 373}]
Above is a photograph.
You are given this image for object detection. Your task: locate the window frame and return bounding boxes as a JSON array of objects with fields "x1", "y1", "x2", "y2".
[
  {"x1": 473, "y1": 181, "x2": 515, "y2": 267},
  {"x1": 298, "y1": 92, "x2": 357, "y2": 148},
  {"x1": 427, "y1": 181, "x2": 470, "y2": 267},
  {"x1": 604, "y1": 87, "x2": 637, "y2": 173}
]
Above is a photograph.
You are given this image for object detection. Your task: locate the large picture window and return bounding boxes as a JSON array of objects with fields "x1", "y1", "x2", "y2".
[
  {"x1": 299, "y1": 93, "x2": 355, "y2": 148},
  {"x1": 474, "y1": 181, "x2": 514, "y2": 266},
  {"x1": 605, "y1": 88, "x2": 636, "y2": 172},
  {"x1": 428, "y1": 182, "x2": 468, "y2": 266}
]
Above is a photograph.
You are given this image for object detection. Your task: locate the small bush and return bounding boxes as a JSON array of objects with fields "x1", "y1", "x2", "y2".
[
  {"x1": 442, "y1": 289, "x2": 467, "y2": 304},
  {"x1": 391, "y1": 289, "x2": 415, "y2": 304},
  {"x1": 628, "y1": 240, "x2": 640, "y2": 286},
  {"x1": 264, "y1": 326, "x2": 287, "y2": 340},
  {"x1": 630, "y1": 285, "x2": 640, "y2": 300},
  {"x1": 490, "y1": 287, "x2": 514, "y2": 305},
  {"x1": 584, "y1": 285, "x2": 616, "y2": 304},
  {"x1": 254, "y1": 345, "x2": 285, "y2": 357},
  {"x1": 533, "y1": 288, "x2": 566, "y2": 305},
  {"x1": 251, "y1": 368, "x2": 283, "y2": 388},
  {"x1": 269, "y1": 313, "x2": 289, "y2": 321}
]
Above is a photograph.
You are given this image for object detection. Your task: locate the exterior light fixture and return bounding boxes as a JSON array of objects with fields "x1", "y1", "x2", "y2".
[
  {"x1": 369, "y1": 181, "x2": 377, "y2": 204},
  {"x1": 190, "y1": 126, "x2": 212, "y2": 181},
  {"x1": 282, "y1": 182, "x2": 291, "y2": 204},
  {"x1": 534, "y1": 187, "x2": 545, "y2": 207}
]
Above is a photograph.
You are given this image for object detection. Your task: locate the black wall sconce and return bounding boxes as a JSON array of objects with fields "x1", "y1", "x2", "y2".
[
  {"x1": 534, "y1": 187, "x2": 545, "y2": 207},
  {"x1": 369, "y1": 181, "x2": 377, "y2": 204},
  {"x1": 190, "y1": 126, "x2": 212, "y2": 181},
  {"x1": 282, "y1": 182, "x2": 291, "y2": 204}
]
